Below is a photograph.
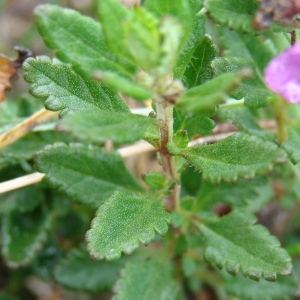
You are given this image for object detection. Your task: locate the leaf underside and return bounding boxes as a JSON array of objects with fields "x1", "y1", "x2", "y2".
[
  {"x1": 199, "y1": 210, "x2": 293, "y2": 281},
  {"x1": 86, "y1": 192, "x2": 170, "y2": 260}
]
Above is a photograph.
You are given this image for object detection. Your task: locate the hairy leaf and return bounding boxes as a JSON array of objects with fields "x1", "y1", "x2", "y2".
[
  {"x1": 198, "y1": 210, "x2": 292, "y2": 281},
  {"x1": 35, "y1": 143, "x2": 144, "y2": 209},
  {"x1": 204, "y1": 0, "x2": 259, "y2": 33},
  {"x1": 2, "y1": 204, "x2": 52, "y2": 267},
  {"x1": 34, "y1": 4, "x2": 135, "y2": 77},
  {"x1": 281, "y1": 122, "x2": 300, "y2": 164},
  {"x1": 177, "y1": 71, "x2": 243, "y2": 113},
  {"x1": 94, "y1": 71, "x2": 153, "y2": 101},
  {"x1": 177, "y1": 133, "x2": 286, "y2": 183},
  {"x1": 113, "y1": 258, "x2": 180, "y2": 300},
  {"x1": 0, "y1": 131, "x2": 72, "y2": 168},
  {"x1": 86, "y1": 192, "x2": 170, "y2": 260},
  {"x1": 54, "y1": 247, "x2": 127, "y2": 292},
  {"x1": 23, "y1": 56, "x2": 128, "y2": 116},
  {"x1": 196, "y1": 177, "x2": 273, "y2": 212},
  {"x1": 212, "y1": 57, "x2": 270, "y2": 108},
  {"x1": 218, "y1": 106, "x2": 275, "y2": 140},
  {"x1": 97, "y1": 0, "x2": 132, "y2": 60},
  {"x1": 174, "y1": 108, "x2": 216, "y2": 137},
  {"x1": 59, "y1": 110, "x2": 155, "y2": 144},
  {"x1": 175, "y1": 15, "x2": 206, "y2": 79},
  {"x1": 219, "y1": 27, "x2": 274, "y2": 75},
  {"x1": 223, "y1": 271, "x2": 297, "y2": 300},
  {"x1": 144, "y1": 0, "x2": 196, "y2": 49},
  {"x1": 182, "y1": 35, "x2": 218, "y2": 88}
]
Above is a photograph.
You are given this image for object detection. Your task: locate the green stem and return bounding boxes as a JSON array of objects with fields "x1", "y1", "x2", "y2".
[
  {"x1": 273, "y1": 96, "x2": 288, "y2": 143},
  {"x1": 155, "y1": 97, "x2": 180, "y2": 211}
]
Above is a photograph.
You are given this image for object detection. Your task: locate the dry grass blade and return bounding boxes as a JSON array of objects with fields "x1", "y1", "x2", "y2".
[{"x1": 0, "y1": 108, "x2": 59, "y2": 149}]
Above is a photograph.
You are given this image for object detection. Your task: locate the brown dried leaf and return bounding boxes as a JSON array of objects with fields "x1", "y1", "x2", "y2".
[
  {"x1": 0, "y1": 47, "x2": 32, "y2": 101},
  {"x1": 0, "y1": 56, "x2": 16, "y2": 101}
]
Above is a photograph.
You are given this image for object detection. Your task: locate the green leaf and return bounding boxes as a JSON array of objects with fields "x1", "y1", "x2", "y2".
[
  {"x1": 2, "y1": 204, "x2": 52, "y2": 267},
  {"x1": 174, "y1": 15, "x2": 206, "y2": 79},
  {"x1": 113, "y1": 258, "x2": 181, "y2": 300},
  {"x1": 281, "y1": 122, "x2": 300, "y2": 164},
  {"x1": 174, "y1": 109, "x2": 216, "y2": 137},
  {"x1": 212, "y1": 58, "x2": 270, "y2": 108},
  {"x1": 54, "y1": 247, "x2": 127, "y2": 292},
  {"x1": 97, "y1": 0, "x2": 132, "y2": 59},
  {"x1": 34, "y1": 4, "x2": 135, "y2": 77},
  {"x1": 59, "y1": 110, "x2": 155, "y2": 144},
  {"x1": 182, "y1": 35, "x2": 218, "y2": 88},
  {"x1": 34, "y1": 143, "x2": 144, "y2": 209},
  {"x1": 94, "y1": 71, "x2": 153, "y2": 100},
  {"x1": 218, "y1": 27, "x2": 274, "y2": 75},
  {"x1": 196, "y1": 177, "x2": 273, "y2": 212},
  {"x1": 218, "y1": 106, "x2": 276, "y2": 140},
  {"x1": 177, "y1": 71, "x2": 244, "y2": 114},
  {"x1": 198, "y1": 210, "x2": 292, "y2": 281},
  {"x1": 0, "y1": 186, "x2": 43, "y2": 214},
  {"x1": 86, "y1": 192, "x2": 170, "y2": 260},
  {"x1": 123, "y1": 7, "x2": 162, "y2": 71},
  {"x1": 0, "y1": 131, "x2": 72, "y2": 168},
  {"x1": 144, "y1": 0, "x2": 197, "y2": 50},
  {"x1": 178, "y1": 133, "x2": 286, "y2": 183},
  {"x1": 143, "y1": 171, "x2": 167, "y2": 190},
  {"x1": 204, "y1": 0, "x2": 259, "y2": 33},
  {"x1": 223, "y1": 271, "x2": 297, "y2": 300},
  {"x1": 23, "y1": 56, "x2": 129, "y2": 116}
]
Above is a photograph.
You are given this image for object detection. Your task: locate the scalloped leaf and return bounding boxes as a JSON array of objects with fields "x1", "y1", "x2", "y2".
[
  {"x1": 177, "y1": 71, "x2": 243, "y2": 114},
  {"x1": 34, "y1": 143, "x2": 144, "y2": 209},
  {"x1": 223, "y1": 271, "x2": 297, "y2": 300},
  {"x1": 23, "y1": 56, "x2": 129, "y2": 117},
  {"x1": 182, "y1": 35, "x2": 218, "y2": 88},
  {"x1": 212, "y1": 57, "x2": 270, "y2": 108},
  {"x1": 34, "y1": 4, "x2": 135, "y2": 77},
  {"x1": 196, "y1": 177, "x2": 273, "y2": 212},
  {"x1": 113, "y1": 258, "x2": 181, "y2": 300},
  {"x1": 281, "y1": 122, "x2": 300, "y2": 164},
  {"x1": 1, "y1": 204, "x2": 52, "y2": 267},
  {"x1": 177, "y1": 133, "x2": 286, "y2": 183},
  {"x1": 198, "y1": 210, "x2": 293, "y2": 281},
  {"x1": 54, "y1": 247, "x2": 127, "y2": 292},
  {"x1": 59, "y1": 110, "x2": 155, "y2": 144},
  {"x1": 204, "y1": 0, "x2": 259, "y2": 33},
  {"x1": 218, "y1": 106, "x2": 275, "y2": 140},
  {"x1": 86, "y1": 192, "x2": 170, "y2": 260}
]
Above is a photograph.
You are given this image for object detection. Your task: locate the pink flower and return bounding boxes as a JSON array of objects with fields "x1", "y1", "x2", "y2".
[{"x1": 264, "y1": 42, "x2": 300, "y2": 103}]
